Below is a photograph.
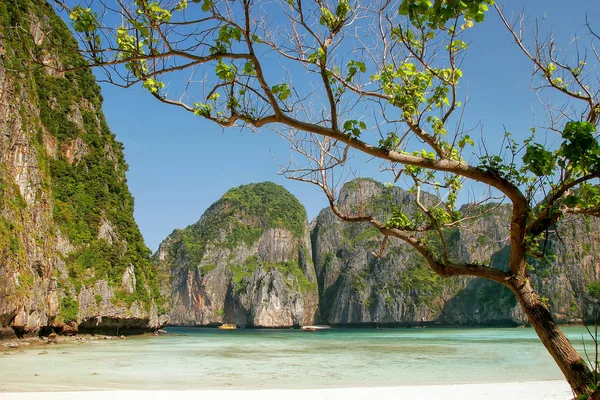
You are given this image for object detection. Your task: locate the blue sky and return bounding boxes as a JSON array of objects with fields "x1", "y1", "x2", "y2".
[{"x1": 88, "y1": 0, "x2": 600, "y2": 251}]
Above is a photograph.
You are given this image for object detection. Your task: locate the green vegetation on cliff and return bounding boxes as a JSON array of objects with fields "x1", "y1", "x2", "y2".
[
  {"x1": 155, "y1": 181, "x2": 317, "y2": 326},
  {"x1": 221, "y1": 182, "x2": 306, "y2": 237},
  {"x1": 589, "y1": 282, "x2": 600, "y2": 299},
  {"x1": 341, "y1": 177, "x2": 382, "y2": 193},
  {"x1": 231, "y1": 256, "x2": 317, "y2": 294},
  {"x1": 171, "y1": 182, "x2": 307, "y2": 267},
  {"x1": 0, "y1": 0, "x2": 164, "y2": 318}
]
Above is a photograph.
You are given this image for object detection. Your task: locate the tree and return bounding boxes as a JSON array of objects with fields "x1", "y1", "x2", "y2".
[{"x1": 49, "y1": 0, "x2": 600, "y2": 397}]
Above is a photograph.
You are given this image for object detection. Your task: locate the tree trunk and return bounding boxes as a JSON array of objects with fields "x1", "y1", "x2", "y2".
[{"x1": 513, "y1": 279, "x2": 594, "y2": 397}]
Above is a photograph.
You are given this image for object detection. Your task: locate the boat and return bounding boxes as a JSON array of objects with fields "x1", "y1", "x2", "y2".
[
  {"x1": 218, "y1": 323, "x2": 237, "y2": 330},
  {"x1": 301, "y1": 325, "x2": 331, "y2": 332}
]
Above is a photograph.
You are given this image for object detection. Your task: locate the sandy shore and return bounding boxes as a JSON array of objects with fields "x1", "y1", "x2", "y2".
[{"x1": 0, "y1": 381, "x2": 573, "y2": 400}]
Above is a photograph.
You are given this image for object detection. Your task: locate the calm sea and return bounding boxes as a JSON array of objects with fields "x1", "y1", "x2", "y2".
[{"x1": 0, "y1": 326, "x2": 593, "y2": 391}]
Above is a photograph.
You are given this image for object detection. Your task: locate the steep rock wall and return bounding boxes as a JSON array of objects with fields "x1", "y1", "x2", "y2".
[
  {"x1": 311, "y1": 179, "x2": 467, "y2": 325},
  {"x1": 439, "y1": 216, "x2": 600, "y2": 325},
  {"x1": 154, "y1": 182, "x2": 318, "y2": 327},
  {"x1": 312, "y1": 178, "x2": 600, "y2": 326},
  {"x1": 0, "y1": 0, "x2": 166, "y2": 338}
]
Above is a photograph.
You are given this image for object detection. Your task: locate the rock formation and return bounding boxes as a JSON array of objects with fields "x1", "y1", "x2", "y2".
[
  {"x1": 156, "y1": 178, "x2": 600, "y2": 327},
  {"x1": 311, "y1": 178, "x2": 600, "y2": 326},
  {"x1": 311, "y1": 178, "x2": 465, "y2": 325},
  {"x1": 439, "y1": 214, "x2": 600, "y2": 325},
  {"x1": 154, "y1": 182, "x2": 318, "y2": 327},
  {"x1": 0, "y1": 0, "x2": 166, "y2": 339}
]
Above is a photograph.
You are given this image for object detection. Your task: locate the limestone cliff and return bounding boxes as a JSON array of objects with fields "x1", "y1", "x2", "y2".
[
  {"x1": 0, "y1": 0, "x2": 166, "y2": 339},
  {"x1": 439, "y1": 215, "x2": 600, "y2": 325},
  {"x1": 312, "y1": 178, "x2": 600, "y2": 326},
  {"x1": 312, "y1": 178, "x2": 464, "y2": 325},
  {"x1": 154, "y1": 182, "x2": 318, "y2": 327}
]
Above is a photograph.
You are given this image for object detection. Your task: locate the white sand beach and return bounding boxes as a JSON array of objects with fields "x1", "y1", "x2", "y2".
[{"x1": 0, "y1": 381, "x2": 573, "y2": 400}]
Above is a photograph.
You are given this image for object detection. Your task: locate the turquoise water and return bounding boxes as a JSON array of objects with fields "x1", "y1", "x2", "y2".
[{"x1": 0, "y1": 326, "x2": 594, "y2": 391}]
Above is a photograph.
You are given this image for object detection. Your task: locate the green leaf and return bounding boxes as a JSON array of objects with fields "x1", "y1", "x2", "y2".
[
  {"x1": 193, "y1": 102, "x2": 212, "y2": 117},
  {"x1": 379, "y1": 132, "x2": 400, "y2": 150},
  {"x1": 242, "y1": 61, "x2": 256, "y2": 75},
  {"x1": 218, "y1": 26, "x2": 242, "y2": 45},
  {"x1": 559, "y1": 121, "x2": 599, "y2": 175},
  {"x1": 308, "y1": 47, "x2": 326, "y2": 64},
  {"x1": 346, "y1": 60, "x2": 367, "y2": 80},
  {"x1": 522, "y1": 143, "x2": 555, "y2": 177},
  {"x1": 320, "y1": 7, "x2": 336, "y2": 29},
  {"x1": 460, "y1": 135, "x2": 474, "y2": 147},
  {"x1": 202, "y1": 0, "x2": 213, "y2": 12},
  {"x1": 175, "y1": 0, "x2": 188, "y2": 11},
  {"x1": 386, "y1": 207, "x2": 413, "y2": 229},
  {"x1": 143, "y1": 78, "x2": 165, "y2": 94},
  {"x1": 215, "y1": 60, "x2": 237, "y2": 81},
  {"x1": 343, "y1": 120, "x2": 366, "y2": 138},
  {"x1": 397, "y1": 0, "x2": 494, "y2": 29},
  {"x1": 272, "y1": 83, "x2": 291, "y2": 101},
  {"x1": 336, "y1": 0, "x2": 350, "y2": 19},
  {"x1": 70, "y1": 6, "x2": 99, "y2": 34}
]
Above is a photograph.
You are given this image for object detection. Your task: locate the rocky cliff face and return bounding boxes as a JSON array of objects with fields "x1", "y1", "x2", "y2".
[
  {"x1": 155, "y1": 178, "x2": 600, "y2": 327},
  {"x1": 154, "y1": 182, "x2": 318, "y2": 327},
  {"x1": 439, "y1": 216, "x2": 600, "y2": 325},
  {"x1": 0, "y1": 0, "x2": 166, "y2": 339},
  {"x1": 312, "y1": 178, "x2": 600, "y2": 326},
  {"x1": 311, "y1": 179, "x2": 463, "y2": 325}
]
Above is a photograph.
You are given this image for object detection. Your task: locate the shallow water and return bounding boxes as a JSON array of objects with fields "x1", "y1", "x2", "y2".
[{"x1": 0, "y1": 326, "x2": 594, "y2": 391}]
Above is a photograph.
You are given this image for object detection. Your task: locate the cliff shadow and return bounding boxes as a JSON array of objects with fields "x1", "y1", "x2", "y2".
[{"x1": 437, "y1": 246, "x2": 519, "y2": 326}]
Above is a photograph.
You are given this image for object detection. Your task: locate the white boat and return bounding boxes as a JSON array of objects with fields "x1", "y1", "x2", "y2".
[{"x1": 301, "y1": 325, "x2": 331, "y2": 331}]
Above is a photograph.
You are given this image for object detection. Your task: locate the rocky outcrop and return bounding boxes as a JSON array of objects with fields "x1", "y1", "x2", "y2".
[
  {"x1": 154, "y1": 182, "x2": 318, "y2": 327},
  {"x1": 311, "y1": 179, "x2": 463, "y2": 325},
  {"x1": 312, "y1": 178, "x2": 600, "y2": 326},
  {"x1": 439, "y1": 216, "x2": 600, "y2": 325},
  {"x1": 0, "y1": 0, "x2": 165, "y2": 339},
  {"x1": 154, "y1": 178, "x2": 600, "y2": 328}
]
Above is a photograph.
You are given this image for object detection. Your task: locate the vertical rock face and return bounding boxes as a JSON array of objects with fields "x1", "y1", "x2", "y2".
[
  {"x1": 154, "y1": 182, "x2": 318, "y2": 327},
  {"x1": 311, "y1": 178, "x2": 464, "y2": 325},
  {"x1": 438, "y1": 216, "x2": 600, "y2": 325},
  {"x1": 0, "y1": 0, "x2": 166, "y2": 339},
  {"x1": 155, "y1": 178, "x2": 600, "y2": 327},
  {"x1": 312, "y1": 178, "x2": 600, "y2": 326}
]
